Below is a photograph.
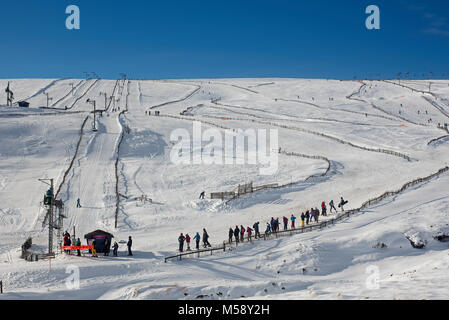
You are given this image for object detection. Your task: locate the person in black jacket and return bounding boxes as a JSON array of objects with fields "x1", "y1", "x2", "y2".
[
  {"x1": 234, "y1": 226, "x2": 240, "y2": 243},
  {"x1": 104, "y1": 238, "x2": 110, "y2": 256},
  {"x1": 228, "y1": 228, "x2": 233, "y2": 244},
  {"x1": 178, "y1": 233, "x2": 186, "y2": 252},
  {"x1": 127, "y1": 236, "x2": 133, "y2": 256},
  {"x1": 305, "y1": 210, "x2": 310, "y2": 225},
  {"x1": 113, "y1": 242, "x2": 119, "y2": 256},
  {"x1": 253, "y1": 222, "x2": 260, "y2": 239},
  {"x1": 202, "y1": 229, "x2": 211, "y2": 248}
]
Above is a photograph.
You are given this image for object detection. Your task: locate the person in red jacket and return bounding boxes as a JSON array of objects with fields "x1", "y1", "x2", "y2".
[
  {"x1": 246, "y1": 227, "x2": 253, "y2": 242},
  {"x1": 321, "y1": 201, "x2": 327, "y2": 216},
  {"x1": 185, "y1": 234, "x2": 191, "y2": 251},
  {"x1": 240, "y1": 225, "x2": 245, "y2": 242}
]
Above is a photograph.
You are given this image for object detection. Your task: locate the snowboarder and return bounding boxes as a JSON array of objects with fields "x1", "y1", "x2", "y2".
[
  {"x1": 76, "y1": 198, "x2": 82, "y2": 208},
  {"x1": 339, "y1": 197, "x2": 348, "y2": 212},
  {"x1": 329, "y1": 200, "x2": 337, "y2": 213},
  {"x1": 291, "y1": 214, "x2": 296, "y2": 229},
  {"x1": 178, "y1": 233, "x2": 186, "y2": 252},
  {"x1": 283, "y1": 216, "x2": 288, "y2": 230},
  {"x1": 127, "y1": 236, "x2": 133, "y2": 256},
  {"x1": 186, "y1": 234, "x2": 191, "y2": 251},
  {"x1": 203, "y1": 229, "x2": 211, "y2": 248},
  {"x1": 113, "y1": 242, "x2": 119, "y2": 256},
  {"x1": 240, "y1": 225, "x2": 245, "y2": 242},
  {"x1": 228, "y1": 228, "x2": 234, "y2": 244},
  {"x1": 194, "y1": 232, "x2": 201, "y2": 250},
  {"x1": 253, "y1": 222, "x2": 261, "y2": 238},
  {"x1": 234, "y1": 226, "x2": 240, "y2": 243},
  {"x1": 300, "y1": 212, "x2": 305, "y2": 227},
  {"x1": 247, "y1": 227, "x2": 253, "y2": 242},
  {"x1": 199, "y1": 191, "x2": 205, "y2": 200}
]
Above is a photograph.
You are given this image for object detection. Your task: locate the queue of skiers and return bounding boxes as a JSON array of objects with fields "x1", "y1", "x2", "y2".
[
  {"x1": 178, "y1": 229, "x2": 211, "y2": 252},
  {"x1": 176, "y1": 198, "x2": 347, "y2": 252}
]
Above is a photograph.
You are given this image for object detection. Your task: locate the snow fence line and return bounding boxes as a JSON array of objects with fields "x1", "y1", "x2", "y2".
[
  {"x1": 149, "y1": 84, "x2": 201, "y2": 110},
  {"x1": 204, "y1": 113, "x2": 412, "y2": 161},
  {"x1": 427, "y1": 135, "x2": 449, "y2": 146},
  {"x1": 164, "y1": 165, "x2": 449, "y2": 263},
  {"x1": 382, "y1": 80, "x2": 449, "y2": 120},
  {"x1": 50, "y1": 79, "x2": 85, "y2": 108},
  {"x1": 105, "y1": 79, "x2": 120, "y2": 112},
  {"x1": 114, "y1": 80, "x2": 131, "y2": 228},
  {"x1": 55, "y1": 116, "x2": 90, "y2": 199},
  {"x1": 224, "y1": 151, "x2": 331, "y2": 205},
  {"x1": 154, "y1": 112, "x2": 333, "y2": 205},
  {"x1": 67, "y1": 78, "x2": 100, "y2": 110}
]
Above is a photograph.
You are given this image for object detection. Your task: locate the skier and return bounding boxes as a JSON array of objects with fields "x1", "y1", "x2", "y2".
[
  {"x1": 199, "y1": 191, "x2": 205, "y2": 200},
  {"x1": 228, "y1": 228, "x2": 234, "y2": 244},
  {"x1": 194, "y1": 232, "x2": 201, "y2": 250},
  {"x1": 321, "y1": 201, "x2": 327, "y2": 216},
  {"x1": 178, "y1": 233, "x2": 186, "y2": 252},
  {"x1": 339, "y1": 197, "x2": 348, "y2": 212},
  {"x1": 329, "y1": 200, "x2": 337, "y2": 213},
  {"x1": 305, "y1": 210, "x2": 310, "y2": 225},
  {"x1": 127, "y1": 236, "x2": 133, "y2": 256},
  {"x1": 253, "y1": 222, "x2": 260, "y2": 239},
  {"x1": 291, "y1": 214, "x2": 296, "y2": 229},
  {"x1": 314, "y1": 207, "x2": 320, "y2": 223},
  {"x1": 283, "y1": 216, "x2": 288, "y2": 230},
  {"x1": 240, "y1": 225, "x2": 245, "y2": 242},
  {"x1": 276, "y1": 218, "x2": 280, "y2": 232},
  {"x1": 300, "y1": 212, "x2": 305, "y2": 227},
  {"x1": 234, "y1": 226, "x2": 240, "y2": 243},
  {"x1": 270, "y1": 217, "x2": 275, "y2": 232},
  {"x1": 186, "y1": 234, "x2": 191, "y2": 251},
  {"x1": 113, "y1": 242, "x2": 119, "y2": 256},
  {"x1": 92, "y1": 240, "x2": 98, "y2": 258},
  {"x1": 203, "y1": 228, "x2": 211, "y2": 248},
  {"x1": 247, "y1": 227, "x2": 253, "y2": 242},
  {"x1": 75, "y1": 238, "x2": 81, "y2": 256},
  {"x1": 76, "y1": 198, "x2": 82, "y2": 208}
]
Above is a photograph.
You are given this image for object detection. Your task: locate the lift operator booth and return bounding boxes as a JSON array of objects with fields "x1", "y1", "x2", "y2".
[{"x1": 84, "y1": 230, "x2": 114, "y2": 254}]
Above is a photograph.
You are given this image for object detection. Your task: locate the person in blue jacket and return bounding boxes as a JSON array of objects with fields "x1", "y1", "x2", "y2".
[
  {"x1": 193, "y1": 232, "x2": 201, "y2": 250},
  {"x1": 291, "y1": 214, "x2": 297, "y2": 229}
]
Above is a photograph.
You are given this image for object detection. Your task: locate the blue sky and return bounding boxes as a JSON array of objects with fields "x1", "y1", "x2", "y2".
[{"x1": 1, "y1": 0, "x2": 449, "y2": 79}]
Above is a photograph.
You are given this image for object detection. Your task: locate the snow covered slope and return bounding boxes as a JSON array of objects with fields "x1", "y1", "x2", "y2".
[{"x1": 0, "y1": 78, "x2": 448, "y2": 300}]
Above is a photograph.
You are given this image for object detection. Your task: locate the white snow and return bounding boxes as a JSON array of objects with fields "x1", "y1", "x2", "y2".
[{"x1": 0, "y1": 78, "x2": 448, "y2": 300}]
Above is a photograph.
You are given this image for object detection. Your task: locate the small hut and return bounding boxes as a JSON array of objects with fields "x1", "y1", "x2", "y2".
[{"x1": 84, "y1": 230, "x2": 114, "y2": 254}]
